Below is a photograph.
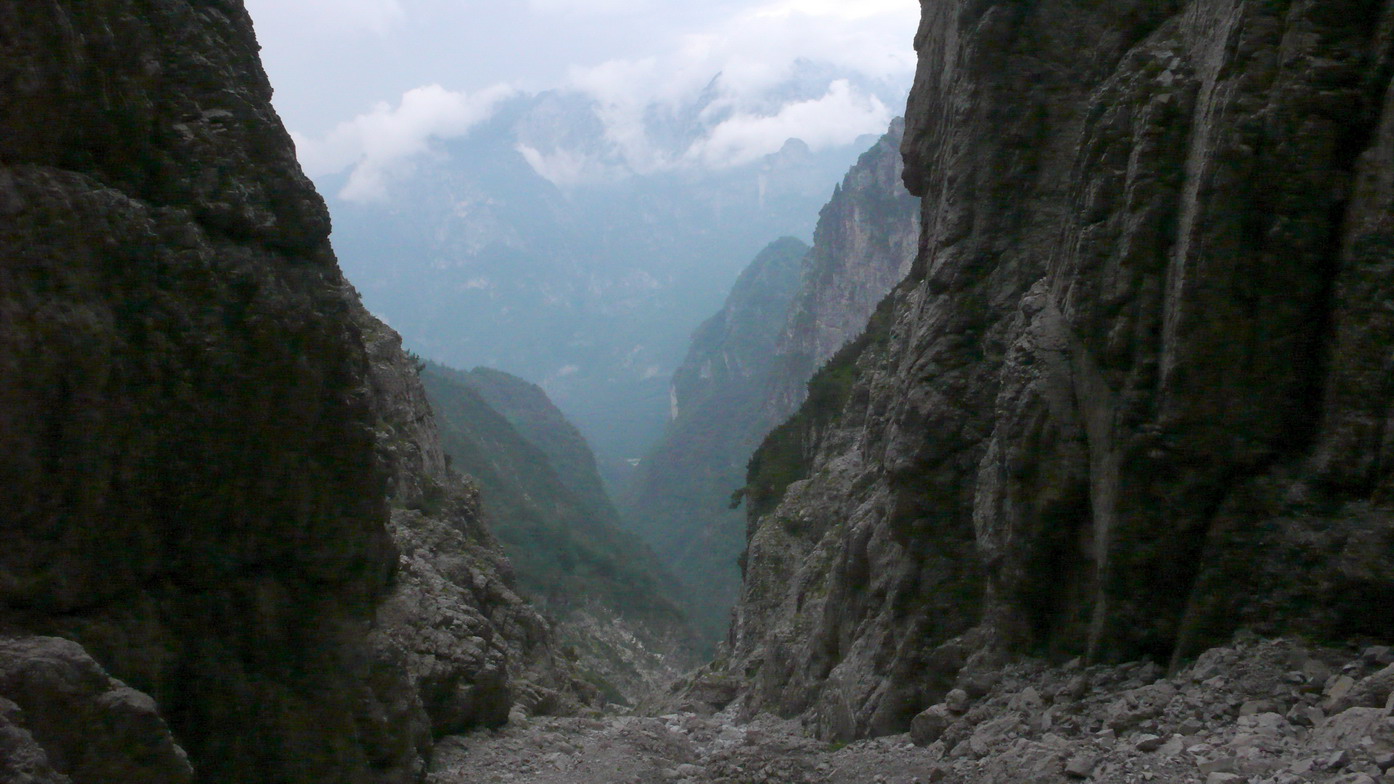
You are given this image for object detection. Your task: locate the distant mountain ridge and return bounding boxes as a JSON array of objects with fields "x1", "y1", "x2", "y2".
[
  {"x1": 619, "y1": 236, "x2": 809, "y2": 642},
  {"x1": 322, "y1": 83, "x2": 895, "y2": 487}
]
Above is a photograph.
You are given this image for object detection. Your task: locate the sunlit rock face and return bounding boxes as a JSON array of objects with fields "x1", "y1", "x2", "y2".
[
  {"x1": 0, "y1": 2, "x2": 582, "y2": 781},
  {"x1": 727, "y1": 0, "x2": 1394, "y2": 742}
]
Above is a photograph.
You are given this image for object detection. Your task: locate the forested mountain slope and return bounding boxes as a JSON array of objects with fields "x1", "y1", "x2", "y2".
[
  {"x1": 622, "y1": 121, "x2": 920, "y2": 643},
  {"x1": 422, "y1": 364, "x2": 697, "y2": 700}
]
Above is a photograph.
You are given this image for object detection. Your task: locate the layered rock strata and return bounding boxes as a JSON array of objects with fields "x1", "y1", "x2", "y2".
[{"x1": 729, "y1": 0, "x2": 1394, "y2": 743}]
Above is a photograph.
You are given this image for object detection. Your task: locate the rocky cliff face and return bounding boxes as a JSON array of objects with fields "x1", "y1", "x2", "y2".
[
  {"x1": 763, "y1": 119, "x2": 920, "y2": 419},
  {"x1": 0, "y1": 2, "x2": 581, "y2": 781},
  {"x1": 623, "y1": 124, "x2": 921, "y2": 645},
  {"x1": 357, "y1": 313, "x2": 592, "y2": 745},
  {"x1": 727, "y1": 0, "x2": 1394, "y2": 743}
]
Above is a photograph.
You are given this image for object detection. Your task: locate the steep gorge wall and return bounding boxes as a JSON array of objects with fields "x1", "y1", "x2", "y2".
[
  {"x1": 762, "y1": 119, "x2": 921, "y2": 420},
  {"x1": 624, "y1": 123, "x2": 921, "y2": 644},
  {"x1": 728, "y1": 0, "x2": 1394, "y2": 743},
  {"x1": 0, "y1": 2, "x2": 581, "y2": 781}
]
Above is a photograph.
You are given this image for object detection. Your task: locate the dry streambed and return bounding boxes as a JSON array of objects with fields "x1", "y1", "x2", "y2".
[{"x1": 431, "y1": 638, "x2": 1394, "y2": 784}]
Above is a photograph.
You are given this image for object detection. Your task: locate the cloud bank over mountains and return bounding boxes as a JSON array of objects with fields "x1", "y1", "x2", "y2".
[{"x1": 254, "y1": 0, "x2": 916, "y2": 201}]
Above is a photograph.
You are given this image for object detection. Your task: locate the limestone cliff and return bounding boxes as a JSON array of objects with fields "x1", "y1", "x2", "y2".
[
  {"x1": 729, "y1": 0, "x2": 1394, "y2": 743},
  {"x1": 623, "y1": 123, "x2": 921, "y2": 644},
  {"x1": 0, "y1": 1, "x2": 580, "y2": 781},
  {"x1": 762, "y1": 119, "x2": 921, "y2": 420}
]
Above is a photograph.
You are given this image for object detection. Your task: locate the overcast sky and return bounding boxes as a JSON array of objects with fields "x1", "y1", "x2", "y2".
[{"x1": 243, "y1": 0, "x2": 921, "y2": 195}]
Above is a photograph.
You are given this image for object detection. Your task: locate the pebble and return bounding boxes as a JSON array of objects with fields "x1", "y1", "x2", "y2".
[
  {"x1": 1134, "y1": 734, "x2": 1165, "y2": 752},
  {"x1": 1366, "y1": 647, "x2": 1394, "y2": 665},
  {"x1": 429, "y1": 639, "x2": 1394, "y2": 784},
  {"x1": 1064, "y1": 754, "x2": 1097, "y2": 778},
  {"x1": 945, "y1": 689, "x2": 971, "y2": 713},
  {"x1": 1197, "y1": 756, "x2": 1237, "y2": 775}
]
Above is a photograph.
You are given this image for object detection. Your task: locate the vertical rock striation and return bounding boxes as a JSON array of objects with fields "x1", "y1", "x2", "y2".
[
  {"x1": 0, "y1": 1, "x2": 583, "y2": 781},
  {"x1": 624, "y1": 122, "x2": 920, "y2": 645},
  {"x1": 763, "y1": 119, "x2": 921, "y2": 420},
  {"x1": 729, "y1": 0, "x2": 1394, "y2": 743}
]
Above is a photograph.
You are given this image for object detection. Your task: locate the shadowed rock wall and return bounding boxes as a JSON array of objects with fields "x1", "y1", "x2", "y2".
[
  {"x1": 0, "y1": 1, "x2": 582, "y2": 781},
  {"x1": 729, "y1": 0, "x2": 1394, "y2": 743}
]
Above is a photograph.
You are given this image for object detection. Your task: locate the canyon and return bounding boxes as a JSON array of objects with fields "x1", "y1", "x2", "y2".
[{"x1": 3, "y1": 1, "x2": 1394, "y2": 783}]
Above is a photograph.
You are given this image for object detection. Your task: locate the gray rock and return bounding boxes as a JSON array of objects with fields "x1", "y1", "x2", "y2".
[
  {"x1": 1198, "y1": 756, "x2": 1238, "y2": 775},
  {"x1": 945, "y1": 689, "x2": 971, "y2": 714},
  {"x1": 1326, "y1": 676, "x2": 1359, "y2": 711},
  {"x1": 1063, "y1": 753, "x2": 1096, "y2": 778},
  {"x1": 0, "y1": 636, "x2": 191, "y2": 784},
  {"x1": 1134, "y1": 734, "x2": 1165, "y2": 752},
  {"x1": 723, "y1": 0, "x2": 1394, "y2": 743},
  {"x1": 1364, "y1": 647, "x2": 1394, "y2": 666},
  {"x1": 910, "y1": 705, "x2": 953, "y2": 746},
  {"x1": 0, "y1": 3, "x2": 590, "y2": 780}
]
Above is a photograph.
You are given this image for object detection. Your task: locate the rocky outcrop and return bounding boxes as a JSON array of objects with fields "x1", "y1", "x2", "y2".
[
  {"x1": 0, "y1": 636, "x2": 192, "y2": 784},
  {"x1": 728, "y1": 0, "x2": 1394, "y2": 743},
  {"x1": 0, "y1": 2, "x2": 582, "y2": 781},
  {"x1": 356, "y1": 312, "x2": 592, "y2": 745},
  {"x1": 0, "y1": 1, "x2": 404, "y2": 780}
]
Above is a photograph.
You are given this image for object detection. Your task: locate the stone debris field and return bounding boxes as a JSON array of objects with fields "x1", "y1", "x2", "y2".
[{"x1": 431, "y1": 637, "x2": 1394, "y2": 784}]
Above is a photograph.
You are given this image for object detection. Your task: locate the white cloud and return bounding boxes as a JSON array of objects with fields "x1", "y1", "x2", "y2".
[
  {"x1": 748, "y1": 0, "x2": 914, "y2": 22},
  {"x1": 245, "y1": 0, "x2": 403, "y2": 36},
  {"x1": 277, "y1": 0, "x2": 918, "y2": 190},
  {"x1": 294, "y1": 83, "x2": 516, "y2": 202},
  {"x1": 527, "y1": 0, "x2": 654, "y2": 14},
  {"x1": 551, "y1": 0, "x2": 917, "y2": 177},
  {"x1": 686, "y1": 80, "x2": 891, "y2": 168},
  {"x1": 516, "y1": 143, "x2": 614, "y2": 187}
]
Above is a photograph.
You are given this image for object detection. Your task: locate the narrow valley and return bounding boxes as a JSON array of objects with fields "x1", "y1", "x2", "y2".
[{"x1": 3, "y1": 2, "x2": 1394, "y2": 784}]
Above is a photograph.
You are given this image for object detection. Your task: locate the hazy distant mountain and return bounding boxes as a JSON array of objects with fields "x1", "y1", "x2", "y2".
[
  {"x1": 322, "y1": 77, "x2": 900, "y2": 486},
  {"x1": 617, "y1": 237, "x2": 809, "y2": 641}
]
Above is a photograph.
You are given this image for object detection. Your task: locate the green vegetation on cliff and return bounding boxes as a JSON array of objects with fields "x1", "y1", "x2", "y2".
[
  {"x1": 421, "y1": 363, "x2": 691, "y2": 639},
  {"x1": 618, "y1": 237, "x2": 810, "y2": 643}
]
